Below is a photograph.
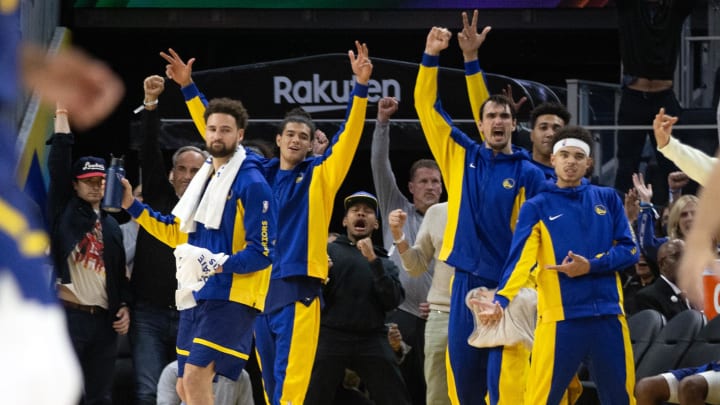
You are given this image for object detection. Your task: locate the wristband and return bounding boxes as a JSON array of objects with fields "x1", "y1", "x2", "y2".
[
  {"x1": 143, "y1": 99, "x2": 159, "y2": 106},
  {"x1": 392, "y1": 233, "x2": 405, "y2": 245},
  {"x1": 55, "y1": 109, "x2": 68, "y2": 116}
]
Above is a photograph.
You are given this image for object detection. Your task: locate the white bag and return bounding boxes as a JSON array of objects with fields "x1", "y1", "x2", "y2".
[{"x1": 466, "y1": 286, "x2": 537, "y2": 350}]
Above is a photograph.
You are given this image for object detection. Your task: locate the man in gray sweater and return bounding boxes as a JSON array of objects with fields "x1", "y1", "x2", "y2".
[{"x1": 371, "y1": 97, "x2": 442, "y2": 405}]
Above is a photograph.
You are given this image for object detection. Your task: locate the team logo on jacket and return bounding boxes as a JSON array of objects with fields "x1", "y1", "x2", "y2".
[
  {"x1": 295, "y1": 174, "x2": 304, "y2": 183},
  {"x1": 262, "y1": 200, "x2": 269, "y2": 213},
  {"x1": 594, "y1": 205, "x2": 607, "y2": 215},
  {"x1": 502, "y1": 178, "x2": 515, "y2": 189}
]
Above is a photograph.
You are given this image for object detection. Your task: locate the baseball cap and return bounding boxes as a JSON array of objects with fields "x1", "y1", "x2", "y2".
[
  {"x1": 344, "y1": 191, "x2": 378, "y2": 213},
  {"x1": 73, "y1": 156, "x2": 106, "y2": 179}
]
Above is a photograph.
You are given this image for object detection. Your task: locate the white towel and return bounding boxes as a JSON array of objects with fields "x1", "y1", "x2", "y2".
[
  {"x1": 172, "y1": 145, "x2": 246, "y2": 233},
  {"x1": 466, "y1": 286, "x2": 537, "y2": 350},
  {"x1": 173, "y1": 243, "x2": 228, "y2": 310}
]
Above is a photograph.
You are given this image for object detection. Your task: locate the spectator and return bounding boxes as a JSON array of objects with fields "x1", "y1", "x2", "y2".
[
  {"x1": 614, "y1": 0, "x2": 702, "y2": 205},
  {"x1": 371, "y1": 95, "x2": 439, "y2": 405},
  {"x1": 654, "y1": 107, "x2": 718, "y2": 187},
  {"x1": 48, "y1": 108, "x2": 131, "y2": 405},
  {"x1": 120, "y1": 184, "x2": 142, "y2": 278},
  {"x1": 390, "y1": 202, "x2": 453, "y2": 405},
  {"x1": 623, "y1": 253, "x2": 657, "y2": 316},
  {"x1": 129, "y1": 74, "x2": 207, "y2": 405},
  {"x1": 635, "y1": 171, "x2": 698, "y2": 263},
  {"x1": 636, "y1": 239, "x2": 691, "y2": 319},
  {"x1": 156, "y1": 360, "x2": 254, "y2": 405},
  {"x1": 305, "y1": 191, "x2": 410, "y2": 405}
]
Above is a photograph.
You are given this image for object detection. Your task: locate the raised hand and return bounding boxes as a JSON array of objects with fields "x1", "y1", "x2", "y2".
[
  {"x1": 143, "y1": 74, "x2": 165, "y2": 103},
  {"x1": 22, "y1": 46, "x2": 124, "y2": 130},
  {"x1": 632, "y1": 172, "x2": 653, "y2": 203},
  {"x1": 502, "y1": 84, "x2": 528, "y2": 113},
  {"x1": 311, "y1": 129, "x2": 329, "y2": 156},
  {"x1": 457, "y1": 10, "x2": 492, "y2": 60},
  {"x1": 388, "y1": 209, "x2": 407, "y2": 240},
  {"x1": 546, "y1": 251, "x2": 590, "y2": 278},
  {"x1": 624, "y1": 188, "x2": 639, "y2": 223},
  {"x1": 668, "y1": 171, "x2": 689, "y2": 192},
  {"x1": 356, "y1": 237, "x2": 377, "y2": 262},
  {"x1": 425, "y1": 26, "x2": 452, "y2": 56},
  {"x1": 653, "y1": 107, "x2": 679, "y2": 149},
  {"x1": 159, "y1": 48, "x2": 195, "y2": 88},
  {"x1": 377, "y1": 97, "x2": 399, "y2": 124},
  {"x1": 349, "y1": 41, "x2": 372, "y2": 85}
]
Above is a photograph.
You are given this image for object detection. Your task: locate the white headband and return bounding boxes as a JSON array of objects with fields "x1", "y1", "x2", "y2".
[{"x1": 553, "y1": 138, "x2": 591, "y2": 156}]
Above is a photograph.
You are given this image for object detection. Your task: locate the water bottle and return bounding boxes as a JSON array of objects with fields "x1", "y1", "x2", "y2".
[{"x1": 102, "y1": 155, "x2": 125, "y2": 213}]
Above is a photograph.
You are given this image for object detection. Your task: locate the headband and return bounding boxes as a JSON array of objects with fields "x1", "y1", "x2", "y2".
[{"x1": 553, "y1": 138, "x2": 590, "y2": 156}]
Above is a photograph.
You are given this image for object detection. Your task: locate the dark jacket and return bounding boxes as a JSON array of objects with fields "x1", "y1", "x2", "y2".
[
  {"x1": 635, "y1": 276, "x2": 691, "y2": 320},
  {"x1": 47, "y1": 132, "x2": 130, "y2": 315},
  {"x1": 130, "y1": 108, "x2": 179, "y2": 308},
  {"x1": 322, "y1": 234, "x2": 405, "y2": 333}
]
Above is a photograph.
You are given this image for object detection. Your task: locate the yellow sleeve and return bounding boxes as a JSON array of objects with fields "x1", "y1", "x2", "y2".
[
  {"x1": 133, "y1": 206, "x2": 188, "y2": 249},
  {"x1": 414, "y1": 60, "x2": 468, "y2": 262},
  {"x1": 465, "y1": 62, "x2": 490, "y2": 141}
]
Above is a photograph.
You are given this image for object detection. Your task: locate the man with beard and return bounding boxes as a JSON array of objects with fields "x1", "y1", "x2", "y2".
[
  {"x1": 121, "y1": 96, "x2": 275, "y2": 405},
  {"x1": 414, "y1": 16, "x2": 547, "y2": 404},
  {"x1": 305, "y1": 191, "x2": 409, "y2": 405}
]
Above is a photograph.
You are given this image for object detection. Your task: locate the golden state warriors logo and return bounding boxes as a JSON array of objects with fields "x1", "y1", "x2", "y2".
[
  {"x1": 502, "y1": 178, "x2": 515, "y2": 189},
  {"x1": 594, "y1": 205, "x2": 607, "y2": 215},
  {"x1": 1, "y1": 0, "x2": 19, "y2": 13}
]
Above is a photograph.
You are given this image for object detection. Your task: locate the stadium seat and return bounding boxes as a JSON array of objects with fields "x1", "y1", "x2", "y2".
[
  {"x1": 576, "y1": 310, "x2": 666, "y2": 405},
  {"x1": 628, "y1": 309, "x2": 666, "y2": 367},
  {"x1": 676, "y1": 314, "x2": 720, "y2": 369},
  {"x1": 635, "y1": 309, "x2": 706, "y2": 380}
]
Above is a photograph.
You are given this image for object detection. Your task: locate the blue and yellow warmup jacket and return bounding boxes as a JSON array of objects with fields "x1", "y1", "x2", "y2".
[
  {"x1": 495, "y1": 180, "x2": 639, "y2": 323},
  {"x1": 126, "y1": 153, "x2": 275, "y2": 311},
  {"x1": 183, "y1": 82, "x2": 368, "y2": 309},
  {"x1": 414, "y1": 53, "x2": 546, "y2": 285}
]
